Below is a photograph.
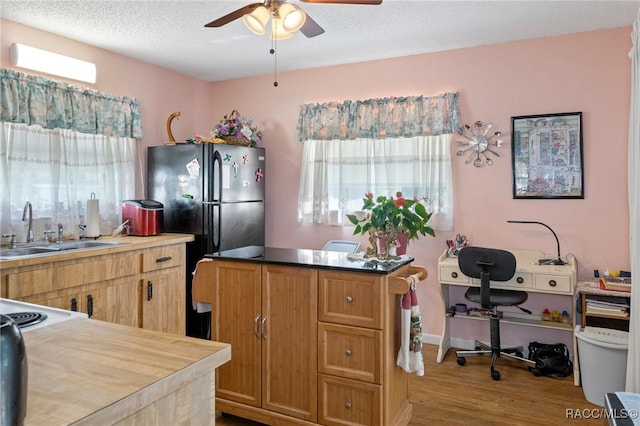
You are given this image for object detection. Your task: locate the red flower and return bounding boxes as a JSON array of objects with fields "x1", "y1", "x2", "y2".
[
  {"x1": 365, "y1": 192, "x2": 374, "y2": 200},
  {"x1": 394, "y1": 197, "x2": 406, "y2": 207}
]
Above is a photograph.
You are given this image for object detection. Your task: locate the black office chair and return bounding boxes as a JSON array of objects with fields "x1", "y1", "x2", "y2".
[{"x1": 455, "y1": 246, "x2": 537, "y2": 380}]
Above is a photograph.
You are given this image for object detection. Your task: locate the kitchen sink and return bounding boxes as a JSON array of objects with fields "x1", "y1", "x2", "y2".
[
  {"x1": 0, "y1": 246, "x2": 62, "y2": 257},
  {"x1": 0, "y1": 240, "x2": 129, "y2": 259},
  {"x1": 54, "y1": 240, "x2": 128, "y2": 250}
]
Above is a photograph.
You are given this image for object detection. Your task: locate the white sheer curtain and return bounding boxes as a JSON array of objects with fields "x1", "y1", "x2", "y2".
[
  {"x1": 297, "y1": 134, "x2": 453, "y2": 230},
  {"x1": 626, "y1": 8, "x2": 639, "y2": 393},
  {"x1": 0, "y1": 122, "x2": 136, "y2": 241}
]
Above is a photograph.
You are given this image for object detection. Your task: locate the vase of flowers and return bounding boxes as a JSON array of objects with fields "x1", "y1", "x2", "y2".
[
  {"x1": 347, "y1": 192, "x2": 435, "y2": 259},
  {"x1": 211, "y1": 110, "x2": 263, "y2": 147}
]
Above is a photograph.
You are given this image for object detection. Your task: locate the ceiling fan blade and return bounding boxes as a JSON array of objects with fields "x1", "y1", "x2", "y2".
[
  {"x1": 299, "y1": 0, "x2": 382, "y2": 4},
  {"x1": 299, "y1": 13, "x2": 325, "y2": 38},
  {"x1": 204, "y1": 3, "x2": 263, "y2": 28}
]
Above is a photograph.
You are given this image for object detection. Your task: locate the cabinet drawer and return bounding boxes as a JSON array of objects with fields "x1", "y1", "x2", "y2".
[
  {"x1": 6, "y1": 253, "x2": 138, "y2": 299},
  {"x1": 142, "y1": 245, "x2": 184, "y2": 272},
  {"x1": 439, "y1": 265, "x2": 471, "y2": 285},
  {"x1": 535, "y1": 274, "x2": 571, "y2": 294},
  {"x1": 319, "y1": 271, "x2": 381, "y2": 329},
  {"x1": 319, "y1": 323, "x2": 382, "y2": 384},
  {"x1": 319, "y1": 374, "x2": 381, "y2": 426}
]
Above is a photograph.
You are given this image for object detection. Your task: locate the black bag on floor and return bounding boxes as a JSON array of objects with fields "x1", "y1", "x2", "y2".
[{"x1": 527, "y1": 341, "x2": 573, "y2": 378}]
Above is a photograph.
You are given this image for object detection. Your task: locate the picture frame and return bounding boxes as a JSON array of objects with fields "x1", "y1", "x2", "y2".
[{"x1": 511, "y1": 112, "x2": 584, "y2": 199}]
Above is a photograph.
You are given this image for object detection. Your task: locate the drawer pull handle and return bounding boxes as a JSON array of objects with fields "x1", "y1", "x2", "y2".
[
  {"x1": 549, "y1": 280, "x2": 557, "y2": 287},
  {"x1": 516, "y1": 277, "x2": 524, "y2": 284},
  {"x1": 156, "y1": 256, "x2": 173, "y2": 263},
  {"x1": 345, "y1": 349, "x2": 352, "y2": 356},
  {"x1": 261, "y1": 315, "x2": 267, "y2": 339},
  {"x1": 345, "y1": 402, "x2": 352, "y2": 409},
  {"x1": 70, "y1": 297, "x2": 78, "y2": 312},
  {"x1": 451, "y1": 272, "x2": 458, "y2": 279},
  {"x1": 147, "y1": 281, "x2": 153, "y2": 301},
  {"x1": 346, "y1": 296, "x2": 353, "y2": 303},
  {"x1": 254, "y1": 314, "x2": 260, "y2": 338}
]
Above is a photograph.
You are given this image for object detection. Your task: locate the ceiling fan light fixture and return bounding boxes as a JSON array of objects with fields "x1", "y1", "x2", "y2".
[
  {"x1": 279, "y1": 4, "x2": 306, "y2": 32},
  {"x1": 242, "y1": 5, "x2": 270, "y2": 35},
  {"x1": 269, "y1": 17, "x2": 294, "y2": 40}
]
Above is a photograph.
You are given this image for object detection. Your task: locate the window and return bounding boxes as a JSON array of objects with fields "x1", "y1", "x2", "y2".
[
  {"x1": 0, "y1": 122, "x2": 136, "y2": 241},
  {"x1": 297, "y1": 134, "x2": 453, "y2": 230}
]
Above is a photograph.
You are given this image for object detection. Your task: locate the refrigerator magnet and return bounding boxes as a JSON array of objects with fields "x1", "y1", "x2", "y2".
[
  {"x1": 186, "y1": 159, "x2": 200, "y2": 178},
  {"x1": 224, "y1": 154, "x2": 231, "y2": 161},
  {"x1": 243, "y1": 155, "x2": 249, "y2": 165},
  {"x1": 256, "y1": 168, "x2": 264, "y2": 182}
]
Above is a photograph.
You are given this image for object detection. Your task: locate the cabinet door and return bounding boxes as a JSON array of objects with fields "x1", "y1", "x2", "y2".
[
  {"x1": 80, "y1": 277, "x2": 139, "y2": 326},
  {"x1": 19, "y1": 278, "x2": 139, "y2": 327},
  {"x1": 211, "y1": 261, "x2": 262, "y2": 407},
  {"x1": 141, "y1": 268, "x2": 185, "y2": 335},
  {"x1": 261, "y1": 265, "x2": 318, "y2": 422}
]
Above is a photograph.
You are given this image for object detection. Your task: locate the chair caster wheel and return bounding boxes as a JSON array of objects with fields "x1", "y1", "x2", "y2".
[
  {"x1": 491, "y1": 369, "x2": 501, "y2": 380},
  {"x1": 457, "y1": 357, "x2": 466, "y2": 366}
]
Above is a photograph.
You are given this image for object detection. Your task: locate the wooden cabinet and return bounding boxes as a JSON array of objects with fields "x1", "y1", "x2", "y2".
[
  {"x1": 1, "y1": 236, "x2": 190, "y2": 335},
  {"x1": 193, "y1": 258, "x2": 418, "y2": 426},
  {"x1": 140, "y1": 245, "x2": 186, "y2": 335},
  {"x1": 204, "y1": 261, "x2": 318, "y2": 422}
]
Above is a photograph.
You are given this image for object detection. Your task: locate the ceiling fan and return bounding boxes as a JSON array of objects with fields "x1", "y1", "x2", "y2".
[{"x1": 205, "y1": 0, "x2": 382, "y2": 39}]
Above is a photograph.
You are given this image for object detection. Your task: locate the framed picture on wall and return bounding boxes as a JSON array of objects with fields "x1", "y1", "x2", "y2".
[{"x1": 511, "y1": 112, "x2": 584, "y2": 199}]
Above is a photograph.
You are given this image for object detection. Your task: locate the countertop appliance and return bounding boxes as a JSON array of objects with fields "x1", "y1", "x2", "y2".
[
  {"x1": 147, "y1": 144, "x2": 266, "y2": 338},
  {"x1": 121, "y1": 199, "x2": 164, "y2": 236}
]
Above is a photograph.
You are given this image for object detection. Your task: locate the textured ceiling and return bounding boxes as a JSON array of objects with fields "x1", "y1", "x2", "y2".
[{"x1": 1, "y1": 0, "x2": 639, "y2": 82}]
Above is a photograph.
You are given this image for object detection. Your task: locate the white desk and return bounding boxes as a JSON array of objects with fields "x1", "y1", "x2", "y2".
[{"x1": 436, "y1": 249, "x2": 577, "y2": 380}]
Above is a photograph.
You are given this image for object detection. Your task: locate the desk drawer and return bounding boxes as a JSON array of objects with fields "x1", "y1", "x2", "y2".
[
  {"x1": 473, "y1": 272, "x2": 533, "y2": 290},
  {"x1": 319, "y1": 323, "x2": 382, "y2": 384},
  {"x1": 439, "y1": 265, "x2": 471, "y2": 285},
  {"x1": 535, "y1": 274, "x2": 572, "y2": 294},
  {"x1": 319, "y1": 374, "x2": 382, "y2": 426}
]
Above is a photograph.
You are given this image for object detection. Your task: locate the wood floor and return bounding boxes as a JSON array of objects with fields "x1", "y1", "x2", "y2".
[{"x1": 216, "y1": 344, "x2": 604, "y2": 425}]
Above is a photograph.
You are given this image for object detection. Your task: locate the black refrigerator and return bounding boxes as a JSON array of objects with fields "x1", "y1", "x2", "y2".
[{"x1": 147, "y1": 143, "x2": 266, "y2": 338}]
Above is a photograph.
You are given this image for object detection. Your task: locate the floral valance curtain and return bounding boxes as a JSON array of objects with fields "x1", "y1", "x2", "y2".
[
  {"x1": 296, "y1": 92, "x2": 459, "y2": 142},
  {"x1": 0, "y1": 69, "x2": 142, "y2": 138}
]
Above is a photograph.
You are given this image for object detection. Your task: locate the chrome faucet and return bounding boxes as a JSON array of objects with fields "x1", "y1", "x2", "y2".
[
  {"x1": 22, "y1": 201, "x2": 34, "y2": 243},
  {"x1": 57, "y1": 223, "x2": 64, "y2": 243}
]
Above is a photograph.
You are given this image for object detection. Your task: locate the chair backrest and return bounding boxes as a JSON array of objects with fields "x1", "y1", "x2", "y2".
[
  {"x1": 322, "y1": 240, "x2": 361, "y2": 253},
  {"x1": 458, "y1": 246, "x2": 517, "y2": 309},
  {"x1": 458, "y1": 246, "x2": 516, "y2": 281}
]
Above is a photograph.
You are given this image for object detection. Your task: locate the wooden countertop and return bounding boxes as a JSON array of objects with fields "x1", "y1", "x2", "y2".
[
  {"x1": 22, "y1": 318, "x2": 230, "y2": 425},
  {"x1": 0, "y1": 233, "x2": 194, "y2": 269}
]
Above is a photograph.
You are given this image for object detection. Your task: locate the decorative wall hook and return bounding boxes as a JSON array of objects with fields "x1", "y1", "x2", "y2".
[{"x1": 456, "y1": 121, "x2": 503, "y2": 167}]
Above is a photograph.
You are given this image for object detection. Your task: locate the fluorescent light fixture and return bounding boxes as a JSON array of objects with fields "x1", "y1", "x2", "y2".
[{"x1": 10, "y1": 43, "x2": 97, "y2": 83}]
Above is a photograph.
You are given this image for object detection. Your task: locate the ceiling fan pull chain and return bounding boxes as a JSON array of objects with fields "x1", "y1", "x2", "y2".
[{"x1": 271, "y1": 37, "x2": 278, "y2": 87}]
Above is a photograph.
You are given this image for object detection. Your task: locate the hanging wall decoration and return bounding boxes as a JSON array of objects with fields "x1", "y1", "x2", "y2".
[
  {"x1": 511, "y1": 112, "x2": 583, "y2": 199},
  {"x1": 456, "y1": 121, "x2": 503, "y2": 167}
]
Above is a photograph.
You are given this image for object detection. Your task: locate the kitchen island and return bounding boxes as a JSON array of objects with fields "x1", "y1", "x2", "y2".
[
  {"x1": 193, "y1": 246, "x2": 426, "y2": 426},
  {"x1": 22, "y1": 317, "x2": 230, "y2": 425}
]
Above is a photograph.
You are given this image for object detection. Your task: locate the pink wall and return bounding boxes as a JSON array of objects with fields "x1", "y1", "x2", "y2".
[{"x1": 2, "y1": 19, "x2": 632, "y2": 346}]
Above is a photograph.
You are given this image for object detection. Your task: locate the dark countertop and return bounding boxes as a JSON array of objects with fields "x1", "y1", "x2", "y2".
[{"x1": 205, "y1": 246, "x2": 413, "y2": 274}]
